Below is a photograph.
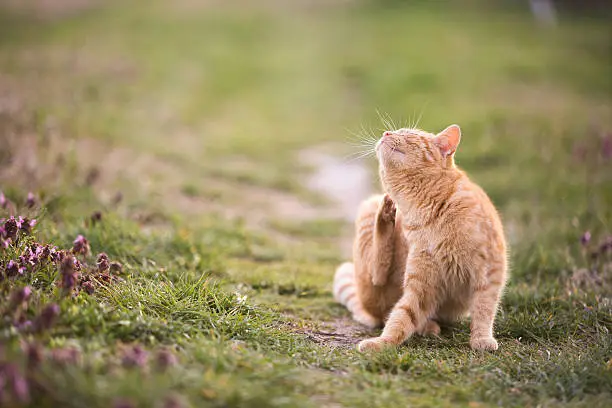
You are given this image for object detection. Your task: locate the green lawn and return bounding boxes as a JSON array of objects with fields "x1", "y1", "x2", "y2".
[{"x1": 1, "y1": 0, "x2": 611, "y2": 407}]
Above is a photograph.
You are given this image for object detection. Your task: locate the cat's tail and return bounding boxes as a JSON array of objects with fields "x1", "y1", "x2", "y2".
[
  {"x1": 333, "y1": 262, "x2": 380, "y2": 328},
  {"x1": 333, "y1": 262, "x2": 356, "y2": 306}
]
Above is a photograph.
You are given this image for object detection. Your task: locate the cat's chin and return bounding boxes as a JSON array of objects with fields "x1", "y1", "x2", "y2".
[
  {"x1": 377, "y1": 140, "x2": 405, "y2": 157},
  {"x1": 376, "y1": 154, "x2": 405, "y2": 174}
]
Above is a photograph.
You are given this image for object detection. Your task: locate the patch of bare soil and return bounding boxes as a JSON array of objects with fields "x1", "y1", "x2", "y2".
[
  {"x1": 300, "y1": 147, "x2": 372, "y2": 222},
  {"x1": 299, "y1": 317, "x2": 374, "y2": 349}
]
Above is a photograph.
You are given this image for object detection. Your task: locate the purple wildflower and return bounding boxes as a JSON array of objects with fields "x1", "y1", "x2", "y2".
[
  {"x1": 18, "y1": 254, "x2": 29, "y2": 268},
  {"x1": 41, "y1": 244, "x2": 52, "y2": 260},
  {"x1": 97, "y1": 253, "x2": 110, "y2": 272},
  {"x1": 25, "y1": 192, "x2": 36, "y2": 208},
  {"x1": 72, "y1": 257, "x2": 82, "y2": 272},
  {"x1": 18, "y1": 218, "x2": 36, "y2": 234},
  {"x1": 20, "y1": 247, "x2": 37, "y2": 268},
  {"x1": 121, "y1": 345, "x2": 148, "y2": 369},
  {"x1": 3, "y1": 364, "x2": 29, "y2": 404},
  {"x1": 155, "y1": 349, "x2": 178, "y2": 371},
  {"x1": 3, "y1": 217, "x2": 17, "y2": 241},
  {"x1": 72, "y1": 235, "x2": 90, "y2": 256},
  {"x1": 52, "y1": 250, "x2": 67, "y2": 263},
  {"x1": 580, "y1": 231, "x2": 591, "y2": 246},
  {"x1": 5, "y1": 260, "x2": 17, "y2": 277},
  {"x1": 0, "y1": 191, "x2": 6, "y2": 209},
  {"x1": 35, "y1": 303, "x2": 60, "y2": 332},
  {"x1": 5, "y1": 260, "x2": 24, "y2": 278},
  {"x1": 62, "y1": 271, "x2": 77, "y2": 291},
  {"x1": 16, "y1": 320, "x2": 32, "y2": 331},
  {"x1": 60, "y1": 256, "x2": 77, "y2": 291},
  {"x1": 9, "y1": 286, "x2": 31, "y2": 309},
  {"x1": 81, "y1": 281, "x2": 95, "y2": 295},
  {"x1": 24, "y1": 343, "x2": 44, "y2": 370},
  {"x1": 11, "y1": 372, "x2": 29, "y2": 404}
]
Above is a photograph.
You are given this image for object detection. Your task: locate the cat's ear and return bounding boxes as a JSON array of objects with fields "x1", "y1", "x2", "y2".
[{"x1": 434, "y1": 124, "x2": 461, "y2": 158}]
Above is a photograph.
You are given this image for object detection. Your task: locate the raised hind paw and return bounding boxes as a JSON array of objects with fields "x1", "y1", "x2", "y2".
[
  {"x1": 357, "y1": 336, "x2": 395, "y2": 353},
  {"x1": 470, "y1": 336, "x2": 498, "y2": 351},
  {"x1": 377, "y1": 194, "x2": 397, "y2": 225}
]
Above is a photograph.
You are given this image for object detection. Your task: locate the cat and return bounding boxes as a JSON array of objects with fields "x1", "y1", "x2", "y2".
[{"x1": 333, "y1": 124, "x2": 508, "y2": 352}]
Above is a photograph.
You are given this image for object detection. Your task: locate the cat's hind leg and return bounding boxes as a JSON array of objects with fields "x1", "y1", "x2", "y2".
[
  {"x1": 417, "y1": 319, "x2": 441, "y2": 336},
  {"x1": 469, "y1": 269, "x2": 505, "y2": 351},
  {"x1": 333, "y1": 262, "x2": 382, "y2": 328},
  {"x1": 370, "y1": 194, "x2": 397, "y2": 286}
]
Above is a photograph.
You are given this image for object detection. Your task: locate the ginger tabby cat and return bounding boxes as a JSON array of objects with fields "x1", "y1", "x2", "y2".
[{"x1": 333, "y1": 124, "x2": 508, "y2": 352}]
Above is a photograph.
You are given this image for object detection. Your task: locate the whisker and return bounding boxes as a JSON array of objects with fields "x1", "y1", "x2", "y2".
[
  {"x1": 344, "y1": 127, "x2": 378, "y2": 148},
  {"x1": 344, "y1": 126, "x2": 368, "y2": 139},
  {"x1": 376, "y1": 108, "x2": 394, "y2": 132},
  {"x1": 360, "y1": 123, "x2": 380, "y2": 142},
  {"x1": 344, "y1": 134, "x2": 376, "y2": 147},
  {"x1": 386, "y1": 112, "x2": 398, "y2": 130},
  {"x1": 346, "y1": 142, "x2": 376, "y2": 150},
  {"x1": 343, "y1": 149, "x2": 376, "y2": 163},
  {"x1": 414, "y1": 101, "x2": 429, "y2": 129},
  {"x1": 385, "y1": 110, "x2": 396, "y2": 130},
  {"x1": 343, "y1": 123, "x2": 379, "y2": 164}
]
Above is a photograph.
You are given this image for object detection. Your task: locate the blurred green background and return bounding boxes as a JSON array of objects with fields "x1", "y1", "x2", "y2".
[{"x1": 0, "y1": 0, "x2": 611, "y2": 407}]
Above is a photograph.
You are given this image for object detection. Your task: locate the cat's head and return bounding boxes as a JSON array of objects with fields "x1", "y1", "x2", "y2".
[
  {"x1": 375, "y1": 124, "x2": 461, "y2": 197},
  {"x1": 375, "y1": 124, "x2": 461, "y2": 174}
]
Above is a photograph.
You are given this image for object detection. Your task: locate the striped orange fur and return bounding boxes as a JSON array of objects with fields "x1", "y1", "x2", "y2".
[{"x1": 335, "y1": 124, "x2": 508, "y2": 352}]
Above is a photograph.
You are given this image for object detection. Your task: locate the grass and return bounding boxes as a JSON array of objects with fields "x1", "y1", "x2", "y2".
[{"x1": 0, "y1": 0, "x2": 611, "y2": 407}]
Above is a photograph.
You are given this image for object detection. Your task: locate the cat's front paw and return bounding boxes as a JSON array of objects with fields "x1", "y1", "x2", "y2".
[
  {"x1": 357, "y1": 337, "x2": 394, "y2": 352},
  {"x1": 470, "y1": 337, "x2": 498, "y2": 351}
]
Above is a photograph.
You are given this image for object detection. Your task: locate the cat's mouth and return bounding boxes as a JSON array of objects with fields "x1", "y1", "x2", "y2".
[
  {"x1": 376, "y1": 138, "x2": 405, "y2": 161},
  {"x1": 379, "y1": 140, "x2": 404, "y2": 155}
]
